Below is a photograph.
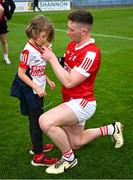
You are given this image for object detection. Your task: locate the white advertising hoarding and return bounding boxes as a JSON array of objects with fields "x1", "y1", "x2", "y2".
[
  {"x1": 15, "y1": 1, "x2": 70, "y2": 12},
  {"x1": 15, "y1": 2, "x2": 32, "y2": 12},
  {"x1": 40, "y1": 1, "x2": 70, "y2": 11}
]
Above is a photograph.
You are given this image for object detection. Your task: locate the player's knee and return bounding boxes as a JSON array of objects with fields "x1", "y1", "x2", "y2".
[
  {"x1": 71, "y1": 144, "x2": 82, "y2": 150},
  {"x1": 39, "y1": 114, "x2": 51, "y2": 133},
  {"x1": 70, "y1": 140, "x2": 82, "y2": 150},
  {"x1": 1, "y1": 39, "x2": 7, "y2": 45}
]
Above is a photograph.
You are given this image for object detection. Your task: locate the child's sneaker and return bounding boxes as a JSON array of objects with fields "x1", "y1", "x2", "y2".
[
  {"x1": 30, "y1": 144, "x2": 54, "y2": 155},
  {"x1": 31, "y1": 153, "x2": 58, "y2": 166}
]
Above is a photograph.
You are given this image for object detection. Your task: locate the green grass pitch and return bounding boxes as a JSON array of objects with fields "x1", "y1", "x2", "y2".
[{"x1": 0, "y1": 6, "x2": 133, "y2": 179}]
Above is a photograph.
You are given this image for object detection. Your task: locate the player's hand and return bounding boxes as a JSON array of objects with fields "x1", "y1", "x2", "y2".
[
  {"x1": 42, "y1": 43, "x2": 52, "y2": 50},
  {"x1": 42, "y1": 47, "x2": 56, "y2": 63}
]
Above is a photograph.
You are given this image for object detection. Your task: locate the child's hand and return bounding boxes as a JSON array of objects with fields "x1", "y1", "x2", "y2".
[
  {"x1": 46, "y1": 76, "x2": 55, "y2": 90},
  {"x1": 48, "y1": 80, "x2": 55, "y2": 90},
  {"x1": 33, "y1": 84, "x2": 47, "y2": 97}
]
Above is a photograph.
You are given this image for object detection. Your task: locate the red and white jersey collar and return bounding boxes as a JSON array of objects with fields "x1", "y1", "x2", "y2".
[
  {"x1": 75, "y1": 38, "x2": 95, "y2": 50},
  {"x1": 28, "y1": 41, "x2": 43, "y2": 54}
]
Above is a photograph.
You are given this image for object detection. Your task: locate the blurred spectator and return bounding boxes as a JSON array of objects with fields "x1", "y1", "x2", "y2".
[
  {"x1": 33, "y1": 0, "x2": 41, "y2": 12},
  {"x1": 0, "y1": 0, "x2": 16, "y2": 64}
]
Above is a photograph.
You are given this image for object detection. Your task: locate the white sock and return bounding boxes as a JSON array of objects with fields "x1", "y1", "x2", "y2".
[
  {"x1": 62, "y1": 149, "x2": 75, "y2": 161},
  {"x1": 4, "y1": 54, "x2": 9, "y2": 60},
  {"x1": 107, "y1": 124, "x2": 115, "y2": 135},
  {"x1": 100, "y1": 124, "x2": 114, "y2": 136}
]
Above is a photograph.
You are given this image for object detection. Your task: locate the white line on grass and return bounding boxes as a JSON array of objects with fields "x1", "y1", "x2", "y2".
[
  {"x1": 10, "y1": 23, "x2": 133, "y2": 41},
  {"x1": 91, "y1": 33, "x2": 133, "y2": 41},
  {"x1": 56, "y1": 28, "x2": 133, "y2": 41}
]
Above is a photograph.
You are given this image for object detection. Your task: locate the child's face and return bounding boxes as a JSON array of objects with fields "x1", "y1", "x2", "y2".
[{"x1": 35, "y1": 31, "x2": 49, "y2": 47}]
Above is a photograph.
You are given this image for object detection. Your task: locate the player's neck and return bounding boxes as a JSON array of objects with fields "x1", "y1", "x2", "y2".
[{"x1": 76, "y1": 36, "x2": 91, "y2": 47}]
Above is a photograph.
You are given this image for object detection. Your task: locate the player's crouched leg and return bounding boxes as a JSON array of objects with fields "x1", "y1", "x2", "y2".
[
  {"x1": 71, "y1": 143, "x2": 82, "y2": 150},
  {"x1": 62, "y1": 126, "x2": 83, "y2": 150},
  {"x1": 39, "y1": 113, "x2": 52, "y2": 134}
]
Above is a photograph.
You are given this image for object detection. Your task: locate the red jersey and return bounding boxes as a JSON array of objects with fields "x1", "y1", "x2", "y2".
[{"x1": 62, "y1": 38, "x2": 101, "y2": 102}]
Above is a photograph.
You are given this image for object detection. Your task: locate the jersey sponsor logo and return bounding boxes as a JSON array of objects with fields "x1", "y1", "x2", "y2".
[
  {"x1": 72, "y1": 55, "x2": 77, "y2": 61},
  {"x1": 68, "y1": 52, "x2": 76, "y2": 61},
  {"x1": 34, "y1": 59, "x2": 40, "y2": 63},
  {"x1": 30, "y1": 65, "x2": 46, "y2": 76},
  {"x1": 66, "y1": 50, "x2": 70, "y2": 54}
]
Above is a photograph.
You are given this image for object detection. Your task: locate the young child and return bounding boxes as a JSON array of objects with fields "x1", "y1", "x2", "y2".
[{"x1": 15, "y1": 15, "x2": 57, "y2": 166}]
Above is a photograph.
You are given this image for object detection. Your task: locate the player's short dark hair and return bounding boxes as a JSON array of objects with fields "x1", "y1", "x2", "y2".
[
  {"x1": 26, "y1": 15, "x2": 54, "y2": 43},
  {"x1": 68, "y1": 9, "x2": 93, "y2": 26}
]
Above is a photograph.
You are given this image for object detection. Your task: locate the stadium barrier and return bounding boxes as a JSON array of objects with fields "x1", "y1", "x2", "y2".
[
  {"x1": 71, "y1": 0, "x2": 133, "y2": 7},
  {"x1": 14, "y1": 0, "x2": 70, "y2": 12},
  {"x1": 13, "y1": 0, "x2": 133, "y2": 12}
]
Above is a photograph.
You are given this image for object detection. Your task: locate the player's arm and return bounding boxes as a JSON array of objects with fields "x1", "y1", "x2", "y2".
[
  {"x1": 18, "y1": 67, "x2": 36, "y2": 90},
  {"x1": 0, "y1": 4, "x2": 4, "y2": 19},
  {"x1": 3, "y1": 0, "x2": 16, "y2": 20},
  {"x1": 49, "y1": 59, "x2": 86, "y2": 88},
  {"x1": 8, "y1": 0, "x2": 16, "y2": 16},
  {"x1": 42, "y1": 47, "x2": 87, "y2": 88},
  {"x1": 2, "y1": 1, "x2": 10, "y2": 20}
]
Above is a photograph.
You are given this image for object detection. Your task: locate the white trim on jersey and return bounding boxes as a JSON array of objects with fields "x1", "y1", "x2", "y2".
[
  {"x1": 23, "y1": 53, "x2": 28, "y2": 64},
  {"x1": 20, "y1": 50, "x2": 29, "y2": 64},
  {"x1": 73, "y1": 51, "x2": 96, "y2": 77},
  {"x1": 74, "y1": 66, "x2": 90, "y2": 77},
  {"x1": 75, "y1": 38, "x2": 95, "y2": 50}
]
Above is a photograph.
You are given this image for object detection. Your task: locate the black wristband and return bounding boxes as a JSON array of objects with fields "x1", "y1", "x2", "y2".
[{"x1": 57, "y1": 57, "x2": 65, "y2": 67}]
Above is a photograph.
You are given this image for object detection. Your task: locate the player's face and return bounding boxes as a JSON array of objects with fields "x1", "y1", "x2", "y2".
[
  {"x1": 35, "y1": 31, "x2": 49, "y2": 47},
  {"x1": 67, "y1": 21, "x2": 82, "y2": 42}
]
